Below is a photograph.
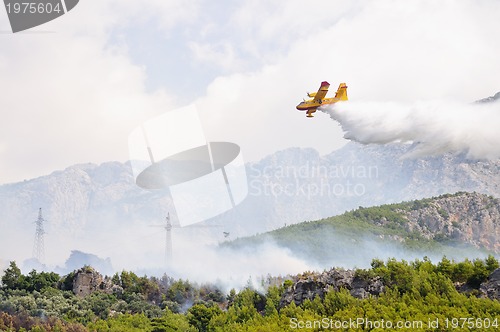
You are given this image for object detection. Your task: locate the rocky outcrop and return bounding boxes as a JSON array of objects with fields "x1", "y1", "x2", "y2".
[
  {"x1": 71, "y1": 266, "x2": 117, "y2": 297},
  {"x1": 281, "y1": 265, "x2": 500, "y2": 307},
  {"x1": 72, "y1": 266, "x2": 104, "y2": 297},
  {"x1": 280, "y1": 268, "x2": 384, "y2": 307},
  {"x1": 398, "y1": 192, "x2": 500, "y2": 252},
  {"x1": 480, "y1": 268, "x2": 500, "y2": 300}
]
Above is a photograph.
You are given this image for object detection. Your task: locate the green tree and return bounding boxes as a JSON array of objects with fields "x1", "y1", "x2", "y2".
[
  {"x1": 264, "y1": 285, "x2": 282, "y2": 317},
  {"x1": 187, "y1": 303, "x2": 222, "y2": 332},
  {"x1": 385, "y1": 259, "x2": 414, "y2": 293},
  {"x1": 111, "y1": 273, "x2": 120, "y2": 286},
  {"x1": 138, "y1": 276, "x2": 160, "y2": 302},
  {"x1": 323, "y1": 288, "x2": 355, "y2": 316},
  {"x1": 24, "y1": 270, "x2": 60, "y2": 292},
  {"x1": 1, "y1": 261, "x2": 23, "y2": 290},
  {"x1": 60, "y1": 271, "x2": 76, "y2": 291},
  {"x1": 452, "y1": 259, "x2": 474, "y2": 283},
  {"x1": 437, "y1": 256, "x2": 454, "y2": 277},
  {"x1": 485, "y1": 255, "x2": 499, "y2": 273},
  {"x1": 151, "y1": 309, "x2": 195, "y2": 332},
  {"x1": 87, "y1": 292, "x2": 117, "y2": 319},
  {"x1": 120, "y1": 271, "x2": 141, "y2": 293},
  {"x1": 166, "y1": 279, "x2": 197, "y2": 306},
  {"x1": 264, "y1": 297, "x2": 278, "y2": 317},
  {"x1": 226, "y1": 288, "x2": 236, "y2": 306},
  {"x1": 88, "y1": 313, "x2": 151, "y2": 332},
  {"x1": 468, "y1": 259, "x2": 489, "y2": 287}
]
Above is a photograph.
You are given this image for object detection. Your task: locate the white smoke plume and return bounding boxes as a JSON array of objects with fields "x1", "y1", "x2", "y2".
[{"x1": 321, "y1": 99, "x2": 500, "y2": 159}]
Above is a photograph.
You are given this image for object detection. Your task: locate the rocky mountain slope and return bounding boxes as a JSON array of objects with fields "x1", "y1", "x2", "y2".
[
  {"x1": 0, "y1": 143, "x2": 499, "y2": 265},
  {"x1": 398, "y1": 192, "x2": 500, "y2": 252},
  {"x1": 226, "y1": 192, "x2": 500, "y2": 268},
  {"x1": 3, "y1": 142, "x2": 498, "y2": 233},
  {"x1": 232, "y1": 143, "x2": 500, "y2": 235}
]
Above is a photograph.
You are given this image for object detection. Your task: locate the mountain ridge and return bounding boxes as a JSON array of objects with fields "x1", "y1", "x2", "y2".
[{"x1": 1, "y1": 142, "x2": 499, "y2": 268}]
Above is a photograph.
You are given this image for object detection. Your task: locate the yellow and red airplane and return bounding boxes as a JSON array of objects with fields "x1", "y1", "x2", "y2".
[{"x1": 296, "y1": 81, "x2": 348, "y2": 117}]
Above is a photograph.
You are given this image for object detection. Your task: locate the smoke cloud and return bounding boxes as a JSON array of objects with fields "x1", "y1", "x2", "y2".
[
  {"x1": 3, "y1": 206, "x2": 493, "y2": 292},
  {"x1": 322, "y1": 99, "x2": 500, "y2": 159}
]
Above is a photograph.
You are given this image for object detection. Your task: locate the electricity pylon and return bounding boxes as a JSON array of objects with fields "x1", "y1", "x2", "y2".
[{"x1": 33, "y1": 208, "x2": 46, "y2": 263}]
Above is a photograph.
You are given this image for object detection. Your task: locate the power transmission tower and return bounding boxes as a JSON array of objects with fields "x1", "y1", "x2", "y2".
[
  {"x1": 33, "y1": 208, "x2": 46, "y2": 263},
  {"x1": 165, "y1": 212, "x2": 173, "y2": 268},
  {"x1": 150, "y1": 212, "x2": 174, "y2": 270},
  {"x1": 149, "y1": 212, "x2": 223, "y2": 271}
]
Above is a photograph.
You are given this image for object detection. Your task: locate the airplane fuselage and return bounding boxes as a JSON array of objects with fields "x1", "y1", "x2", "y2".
[{"x1": 296, "y1": 97, "x2": 341, "y2": 111}]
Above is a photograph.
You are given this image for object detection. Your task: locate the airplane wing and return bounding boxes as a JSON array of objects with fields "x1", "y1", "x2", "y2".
[{"x1": 312, "y1": 81, "x2": 330, "y2": 103}]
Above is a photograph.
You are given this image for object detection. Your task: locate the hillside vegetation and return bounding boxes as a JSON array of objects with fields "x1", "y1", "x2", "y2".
[
  {"x1": 225, "y1": 192, "x2": 500, "y2": 264},
  {"x1": 1, "y1": 256, "x2": 500, "y2": 331},
  {"x1": 2, "y1": 191, "x2": 500, "y2": 331}
]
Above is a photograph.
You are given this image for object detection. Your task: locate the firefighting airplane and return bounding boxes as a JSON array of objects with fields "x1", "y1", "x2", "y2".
[{"x1": 296, "y1": 81, "x2": 348, "y2": 117}]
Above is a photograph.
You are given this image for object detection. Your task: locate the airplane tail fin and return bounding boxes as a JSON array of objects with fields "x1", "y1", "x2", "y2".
[{"x1": 334, "y1": 83, "x2": 348, "y2": 101}]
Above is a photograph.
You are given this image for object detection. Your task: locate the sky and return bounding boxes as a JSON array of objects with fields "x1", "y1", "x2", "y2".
[{"x1": 1, "y1": 0, "x2": 500, "y2": 184}]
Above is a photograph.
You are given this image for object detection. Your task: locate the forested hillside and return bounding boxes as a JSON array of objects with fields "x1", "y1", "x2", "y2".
[
  {"x1": 225, "y1": 192, "x2": 500, "y2": 266},
  {"x1": 2, "y1": 192, "x2": 500, "y2": 331},
  {"x1": 1, "y1": 256, "x2": 500, "y2": 331}
]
